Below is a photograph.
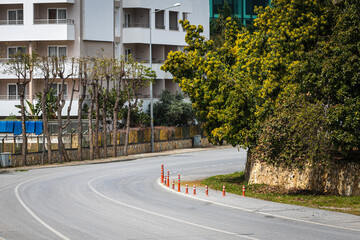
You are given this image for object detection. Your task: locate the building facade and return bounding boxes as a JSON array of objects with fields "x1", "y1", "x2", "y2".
[
  {"x1": 0, "y1": 0, "x2": 209, "y2": 117},
  {"x1": 209, "y1": 0, "x2": 270, "y2": 25}
]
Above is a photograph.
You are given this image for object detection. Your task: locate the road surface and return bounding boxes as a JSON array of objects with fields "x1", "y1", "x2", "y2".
[{"x1": 0, "y1": 148, "x2": 359, "y2": 239}]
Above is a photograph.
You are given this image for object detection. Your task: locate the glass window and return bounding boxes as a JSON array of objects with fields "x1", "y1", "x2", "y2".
[
  {"x1": 48, "y1": 46, "x2": 67, "y2": 57},
  {"x1": 125, "y1": 13, "x2": 131, "y2": 27},
  {"x1": 48, "y1": 46, "x2": 57, "y2": 56},
  {"x1": 246, "y1": 0, "x2": 268, "y2": 15},
  {"x1": 51, "y1": 83, "x2": 67, "y2": 96},
  {"x1": 8, "y1": 84, "x2": 17, "y2": 100},
  {"x1": 58, "y1": 9, "x2": 67, "y2": 23},
  {"x1": 58, "y1": 47, "x2": 67, "y2": 57},
  {"x1": 8, "y1": 10, "x2": 23, "y2": 24},
  {"x1": 8, "y1": 47, "x2": 26, "y2": 58},
  {"x1": 48, "y1": 9, "x2": 67, "y2": 23},
  {"x1": 125, "y1": 48, "x2": 132, "y2": 61}
]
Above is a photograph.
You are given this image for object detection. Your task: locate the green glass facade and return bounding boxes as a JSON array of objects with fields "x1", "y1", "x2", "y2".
[{"x1": 209, "y1": 0, "x2": 271, "y2": 25}]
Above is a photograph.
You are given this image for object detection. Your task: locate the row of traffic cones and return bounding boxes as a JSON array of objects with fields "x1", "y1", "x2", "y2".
[{"x1": 161, "y1": 164, "x2": 246, "y2": 197}]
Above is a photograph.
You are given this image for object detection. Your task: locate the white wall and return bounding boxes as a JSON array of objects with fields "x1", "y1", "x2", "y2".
[
  {"x1": 188, "y1": 0, "x2": 210, "y2": 39},
  {"x1": 83, "y1": 0, "x2": 114, "y2": 42}
]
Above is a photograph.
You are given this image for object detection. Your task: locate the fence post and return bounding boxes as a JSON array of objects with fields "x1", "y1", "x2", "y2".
[
  {"x1": 13, "y1": 137, "x2": 16, "y2": 154},
  {"x1": 1, "y1": 136, "x2": 5, "y2": 153},
  {"x1": 37, "y1": 135, "x2": 39, "y2": 152}
]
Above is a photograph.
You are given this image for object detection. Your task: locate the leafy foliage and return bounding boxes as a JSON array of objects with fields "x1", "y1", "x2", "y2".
[
  {"x1": 152, "y1": 90, "x2": 196, "y2": 127},
  {"x1": 252, "y1": 93, "x2": 331, "y2": 168},
  {"x1": 163, "y1": 0, "x2": 360, "y2": 167},
  {"x1": 210, "y1": 0, "x2": 244, "y2": 48}
]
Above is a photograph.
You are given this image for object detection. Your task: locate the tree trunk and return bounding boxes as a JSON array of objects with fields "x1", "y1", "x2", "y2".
[
  {"x1": 102, "y1": 79, "x2": 109, "y2": 158},
  {"x1": 94, "y1": 84, "x2": 100, "y2": 159},
  {"x1": 19, "y1": 89, "x2": 27, "y2": 166},
  {"x1": 112, "y1": 107, "x2": 118, "y2": 157},
  {"x1": 88, "y1": 97, "x2": 94, "y2": 160},
  {"x1": 77, "y1": 96, "x2": 84, "y2": 161},
  {"x1": 57, "y1": 99, "x2": 70, "y2": 163},
  {"x1": 41, "y1": 93, "x2": 52, "y2": 164},
  {"x1": 124, "y1": 96, "x2": 131, "y2": 156}
]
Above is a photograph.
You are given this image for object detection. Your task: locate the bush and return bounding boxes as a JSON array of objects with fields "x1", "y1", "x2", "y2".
[{"x1": 152, "y1": 90, "x2": 197, "y2": 127}]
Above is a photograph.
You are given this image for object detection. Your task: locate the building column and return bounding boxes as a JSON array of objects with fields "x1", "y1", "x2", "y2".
[
  {"x1": 164, "y1": 10, "x2": 169, "y2": 30},
  {"x1": 23, "y1": 1, "x2": 33, "y2": 26}
]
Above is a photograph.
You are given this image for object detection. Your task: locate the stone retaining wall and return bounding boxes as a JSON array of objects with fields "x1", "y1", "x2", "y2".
[
  {"x1": 11, "y1": 138, "x2": 211, "y2": 167},
  {"x1": 247, "y1": 158, "x2": 360, "y2": 196}
]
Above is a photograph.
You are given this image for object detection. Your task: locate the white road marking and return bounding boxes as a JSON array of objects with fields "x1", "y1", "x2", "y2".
[
  {"x1": 88, "y1": 176, "x2": 259, "y2": 240},
  {"x1": 159, "y1": 180, "x2": 360, "y2": 233},
  {"x1": 15, "y1": 177, "x2": 71, "y2": 240}
]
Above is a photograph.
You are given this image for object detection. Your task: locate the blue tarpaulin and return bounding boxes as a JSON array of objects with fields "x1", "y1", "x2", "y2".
[
  {"x1": 0, "y1": 121, "x2": 43, "y2": 135},
  {"x1": 14, "y1": 121, "x2": 22, "y2": 135},
  {"x1": 0, "y1": 122, "x2": 5, "y2": 132},
  {"x1": 26, "y1": 121, "x2": 35, "y2": 133},
  {"x1": 35, "y1": 121, "x2": 43, "y2": 135},
  {"x1": 5, "y1": 121, "x2": 14, "y2": 133}
]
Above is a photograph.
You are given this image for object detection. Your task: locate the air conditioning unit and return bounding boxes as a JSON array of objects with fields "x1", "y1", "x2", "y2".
[{"x1": 0, "y1": 153, "x2": 12, "y2": 167}]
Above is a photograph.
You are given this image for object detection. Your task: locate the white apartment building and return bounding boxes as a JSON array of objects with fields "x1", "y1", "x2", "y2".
[{"x1": 0, "y1": 0, "x2": 210, "y2": 117}]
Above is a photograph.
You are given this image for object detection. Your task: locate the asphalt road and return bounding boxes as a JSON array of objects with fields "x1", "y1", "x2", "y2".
[{"x1": 0, "y1": 148, "x2": 359, "y2": 240}]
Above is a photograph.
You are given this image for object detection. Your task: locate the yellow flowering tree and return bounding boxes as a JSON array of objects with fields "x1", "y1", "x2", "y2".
[{"x1": 163, "y1": 0, "x2": 360, "y2": 167}]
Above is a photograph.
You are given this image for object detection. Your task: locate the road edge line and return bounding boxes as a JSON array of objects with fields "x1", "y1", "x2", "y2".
[
  {"x1": 158, "y1": 179, "x2": 360, "y2": 233},
  {"x1": 15, "y1": 177, "x2": 71, "y2": 240},
  {"x1": 88, "y1": 175, "x2": 259, "y2": 240}
]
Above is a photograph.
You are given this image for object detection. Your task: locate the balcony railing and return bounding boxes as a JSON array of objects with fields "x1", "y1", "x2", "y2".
[
  {"x1": 34, "y1": 19, "x2": 75, "y2": 25},
  {"x1": 0, "y1": 20, "x2": 23, "y2": 25},
  {"x1": 0, "y1": 95, "x2": 30, "y2": 100},
  {"x1": 134, "y1": 58, "x2": 165, "y2": 64},
  {"x1": 123, "y1": 23, "x2": 149, "y2": 28}
]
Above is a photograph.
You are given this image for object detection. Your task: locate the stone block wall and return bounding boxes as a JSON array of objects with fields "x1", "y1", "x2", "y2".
[
  {"x1": 8, "y1": 126, "x2": 211, "y2": 167},
  {"x1": 247, "y1": 159, "x2": 360, "y2": 196}
]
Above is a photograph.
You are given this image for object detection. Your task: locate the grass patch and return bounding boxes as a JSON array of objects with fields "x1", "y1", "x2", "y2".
[
  {"x1": 15, "y1": 169, "x2": 28, "y2": 172},
  {"x1": 192, "y1": 172, "x2": 360, "y2": 216}
]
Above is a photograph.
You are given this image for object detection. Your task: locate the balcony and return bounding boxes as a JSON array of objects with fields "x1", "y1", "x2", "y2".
[
  {"x1": 0, "y1": 20, "x2": 75, "y2": 42},
  {"x1": 34, "y1": 19, "x2": 74, "y2": 25},
  {"x1": 0, "y1": 20, "x2": 23, "y2": 25},
  {"x1": 123, "y1": 23, "x2": 149, "y2": 28},
  {"x1": 122, "y1": 27, "x2": 186, "y2": 45}
]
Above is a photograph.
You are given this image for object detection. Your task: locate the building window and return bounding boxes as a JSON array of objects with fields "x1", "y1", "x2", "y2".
[
  {"x1": 246, "y1": 0, "x2": 268, "y2": 16},
  {"x1": 8, "y1": 9, "x2": 23, "y2": 25},
  {"x1": 48, "y1": 46, "x2": 67, "y2": 57},
  {"x1": 155, "y1": 10, "x2": 165, "y2": 29},
  {"x1": 124, "y1": 13, "x2": 131, "y2": 27},
  {"x1": 125, "y1": 48, "x2": 132, "y2": 61},
  {"x1": 7, "y1": 84, "x2": 25, "y2": 100},
  {"x1": 169, "y1": 11, "x2": 179, "y2": 31},
  {"x1": 7, "y1": 47, "x2": 26, "y2": 58},
  {"x1": 48, "y1": 8, "x2": 67, "y2": 24},
  {"x1": 51, "y1": 83, "x2": 67, "y2": 97}
]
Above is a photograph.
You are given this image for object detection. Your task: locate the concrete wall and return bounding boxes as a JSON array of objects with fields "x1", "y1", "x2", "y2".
[
  {"x1": 5, "y1": 126, "x2": 210, "y2": 166},
  {"x1": 83, "y1": 0, "x2": 114, "y2": 42},
  {"x1": 247, "y1": 158, "x2": 360, "y2": 196}
]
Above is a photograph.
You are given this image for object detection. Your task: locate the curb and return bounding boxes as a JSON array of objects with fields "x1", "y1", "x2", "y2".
[{"x1": 0, "y1": 146, "x2": 232, "y2": 173}]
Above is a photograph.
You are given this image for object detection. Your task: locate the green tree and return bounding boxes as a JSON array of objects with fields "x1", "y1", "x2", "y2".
[
  {"x1": 294, "y1": 0, "x2": 360, "y2": 158},
  {"x1": 210, "y1": 0, "x2": 243, "y2": 48},
  {"x1": 164, "y1": 0, "x2": 360, "y2": 168},
  {"x1": 5, "y1": 51, "x2": 37, "y2": 166},
  {"x1": 152, "y1": 90, "x2": 196, "y2": 126},
  {"x1": 123, "y1": 56, "x2": 155, "y2": 156}
]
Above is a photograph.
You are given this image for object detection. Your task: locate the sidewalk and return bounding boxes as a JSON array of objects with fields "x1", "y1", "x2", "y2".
[
  {"x1": 0, "y1": 146, "x2": 231, "y2": 173},
  {"x1": 159, "y1": 179, "x2": 360, "y2": 232}
]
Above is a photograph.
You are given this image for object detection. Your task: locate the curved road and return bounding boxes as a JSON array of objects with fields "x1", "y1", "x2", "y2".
[{"x1": 0, "y1": 148, "x2": 359, "y2": 239}]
